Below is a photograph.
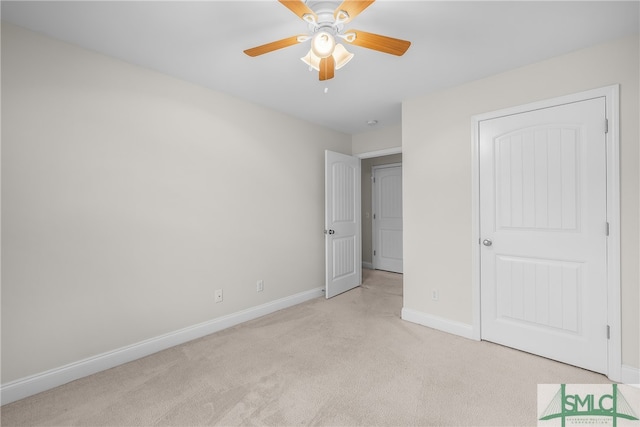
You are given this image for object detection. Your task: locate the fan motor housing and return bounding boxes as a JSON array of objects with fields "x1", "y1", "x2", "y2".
[
  {"x1": 305, "y1": 0, "x2": 344, "y2": 34},
  {"x1": 305, "y1": 0, "x2": 342, "y2": 13}
]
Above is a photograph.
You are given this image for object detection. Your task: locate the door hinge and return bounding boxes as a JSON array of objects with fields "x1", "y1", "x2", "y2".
[
  {"x1": 605, "y1": 222, "x2": 610, "y2": 236},
  {"x1": 374, "y1": 250, "x2": 376, "y2": 256},
  {"x1": 373, "y1": 176, "x2": 376, "y2": 183},
  {"x1": 373, "y1": 213, "x2": 376, "y2": 220},
  {"x1": 606, "y1": 325, "x2": 610, "y2": 339},
  {"x1": 604, "y1": 118, "x2": 609, "y2": 134}
]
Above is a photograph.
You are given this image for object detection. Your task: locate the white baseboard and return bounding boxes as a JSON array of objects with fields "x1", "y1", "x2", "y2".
[
  {"x1": 401, "y1": 309, "x2": 639, "y2": 385},
  {"x1": 362, "y1": 262, "x2": 374, "y2": 270},
  {"x1": 1, "y1": 287, "x2": 324, "y2": 405},
  {"x1": 621, "y1": 364, "x2": 640, "y2": 385},
  {"x1": 401, "y1": 307, "x2": 474, "y2": 340}
]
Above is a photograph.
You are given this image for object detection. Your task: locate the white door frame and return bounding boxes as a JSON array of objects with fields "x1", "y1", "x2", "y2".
[
  {"x1": 355, "y1": 147, "x2": 402, "y2": 160},
  {"x1": 372, "y1": 163, "x2": 403, "y2": 271},
  {"x1": 355, "y1": 148, "x2": 402, "y2": 273},
  {"x1": 470, "y1": 85, "x2": 621, "y2": 381}
]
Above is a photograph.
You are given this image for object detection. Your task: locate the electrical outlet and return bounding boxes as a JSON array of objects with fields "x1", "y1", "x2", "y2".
[
  {"x1": 215, "y1": 289, "x2": 223, "y2": 303},
  {"x1": 432, "y1": 290, "x2": 439, "y2": 301},
  {"x1": 257, "y1": 280, "x2": 264, "y2": 292}
]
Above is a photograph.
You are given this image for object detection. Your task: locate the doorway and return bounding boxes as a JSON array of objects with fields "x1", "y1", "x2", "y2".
[
  {"x1": 361, "y1": 154, "x2": 403, "y2": 272},
  {"x1": 324, "y1": 149, "x2": 403, "y2": 299}
]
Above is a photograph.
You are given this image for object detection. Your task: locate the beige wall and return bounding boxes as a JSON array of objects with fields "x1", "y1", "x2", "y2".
[
  {"x1": 361, "y1": 154, "x2": 403, "y2": 265},
  {"x1": 352, "y1": 124, "x2": 402, "y2": 156},
  {"x1": 1, "y1": 24, "x2": 352, "y2": 383},
  {"x1": 403, "y1": 34, "x2": 640, "y2": 368}
]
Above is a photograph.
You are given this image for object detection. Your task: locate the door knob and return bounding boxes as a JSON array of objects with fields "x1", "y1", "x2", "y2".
[{"x1": 482, "y1": 239, "x2": 492, "y2": 246}]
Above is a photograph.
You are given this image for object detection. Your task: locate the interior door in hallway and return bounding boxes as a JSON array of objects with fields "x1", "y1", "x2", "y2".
[
  {"x1": 373, "y1": 165, "x2": 403, "y2": 273},
  {"x1": 479, "y1": 97, "x2": 608, "y2": 374},
  {"x1": 325, "y1": 150, "x2": 361, "y2": 298}
]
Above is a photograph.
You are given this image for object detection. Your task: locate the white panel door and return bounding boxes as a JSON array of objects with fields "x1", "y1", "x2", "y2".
[
  {"x1": 479, "y1": 98, "x2": 608, "y2": 373},
  {"x1": 325, "y1": 150, "x2": 361, "y2": 298},
  {"x1": 373, "y1": 165, "x2": 403, "y2": 273}
]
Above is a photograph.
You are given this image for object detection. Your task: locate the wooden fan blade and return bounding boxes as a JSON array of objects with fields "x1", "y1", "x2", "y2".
[
  {"x1": 244, "y1": 36, "x2": 304, "y2": 57},
  {"x1": 319, "y1": 56, "x2": 335, "y2": 81},
  {"x1": 345, "y1": 29, "x2": 411, "y2": 56},
  {"x1": 278, "y1": 0, "x2": 317, "y2": 21},
  {"x1": 334, "y1": 0, "x2": 375, "y2": 23}
]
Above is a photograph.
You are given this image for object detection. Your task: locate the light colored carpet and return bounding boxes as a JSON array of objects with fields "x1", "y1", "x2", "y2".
[{"x1": 1, "y1": 269, "x2": 610, "y2": 426}]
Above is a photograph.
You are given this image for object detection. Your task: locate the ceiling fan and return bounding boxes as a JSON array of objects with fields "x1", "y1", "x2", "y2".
[{"x1": 243, "y1": 0, "x2": 411, "y2": 81}]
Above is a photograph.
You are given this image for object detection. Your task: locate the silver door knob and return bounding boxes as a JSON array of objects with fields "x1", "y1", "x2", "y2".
[{"x1": 482, "y1": 239, "x2": 492, "y2": 246}]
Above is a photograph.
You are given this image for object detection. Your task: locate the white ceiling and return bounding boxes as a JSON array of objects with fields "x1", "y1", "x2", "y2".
[{"x1": 2, "y1": 1, "x2": 638, "y2": 134}]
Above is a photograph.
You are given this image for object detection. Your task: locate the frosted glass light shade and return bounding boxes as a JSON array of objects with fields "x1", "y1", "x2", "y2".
[
  {"x1": 301, "y1": 49, "x2": 321, "y2": 71},
  {"x1": 333, "y1": 44, "x2": 354, "y2": 70},
  {"x1": 311, "y1": 31, "x2": 336, "y2": 58}
]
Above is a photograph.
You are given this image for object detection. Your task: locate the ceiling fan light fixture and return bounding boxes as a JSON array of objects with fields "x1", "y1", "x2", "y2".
[
  {"x1": 246, "y1": 1, "x2": 411, "y2": 82},
  {"x1": 302, "y1": 43, "x2": 353, "y2": 73},
  {"x1": 333, "y1": 43, "x2": 354, "y2": 70},
  {"x1": 311, "y1": 30, "x2": 336, "y2": 58}
]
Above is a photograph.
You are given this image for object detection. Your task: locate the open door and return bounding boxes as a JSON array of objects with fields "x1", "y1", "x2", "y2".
[{"x1": 325, "y1": 150, "x2": 361, "y2": 298}]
